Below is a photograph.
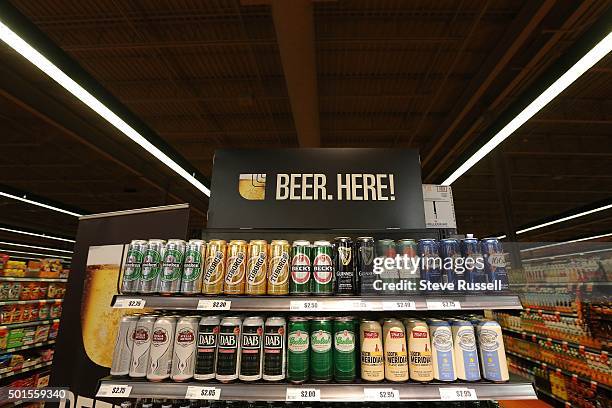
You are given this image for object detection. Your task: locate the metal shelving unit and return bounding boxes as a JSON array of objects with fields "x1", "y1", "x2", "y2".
[
  {"x1": 0, "y1": 340, "x2": 55, "y2": 355},
  {"x1": 503, "y1": 326, "x2": 609, "y2": 355},
  {"x1": 0, "y1": 298, "x2": 63, "y2": 306},
  {"x1": 0, "y1": 361, "x2": 52, "y2": 380},
  {"x1": 0, "y1": 318, "x2": 60, "y2": 330}
]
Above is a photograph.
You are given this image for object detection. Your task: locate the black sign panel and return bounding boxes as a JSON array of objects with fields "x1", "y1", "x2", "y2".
[{"x1": 207, "y1": 148, "x2": 425, "y2": 229}]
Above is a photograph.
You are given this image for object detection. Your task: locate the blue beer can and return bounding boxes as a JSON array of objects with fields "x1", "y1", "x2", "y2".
[
  {"x1": 480, "y1": 238, "x2": 509, "y2": 291},
  {"x1": 460, "y1": 236, "x2": 486, "y2": 287},
  {"x1": 417, "y1": 239, "x2": 441, "y2": 284},
  {"x1": 439, "y1": 238, "x2": 461, "y2": 290}
]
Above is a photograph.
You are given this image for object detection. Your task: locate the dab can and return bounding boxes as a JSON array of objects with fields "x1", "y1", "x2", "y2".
[
  {"x1": 246, "y1": 240, "x2": 268, "y2": 295},
  {"x1": 129, "y1": 315, "x2": 158, "y2": 378},
  {"x1": 194, "y1": 315, "x2": 220, "y2": 381},
  {"x1": 180, "y1": 239, "x2": 206, "y2": 295},
  {"x1": 312, "y1": 240, "x2": 334, "y2": 295},
  {"x1": 224, "y1": 240, "x2": 247, "y2": 295},
  {"x1": 333, "y1": 317, "x2": 356, "y2": 382},
  {"x1": 202, "y1": 240, "x2": 227, "y2": 295},
  {"x1": 355, "y1": 237, "x2": 375, "y2": 294},
  {"x1": 427, "y1": 319, "x2": 456, "y2": 381},
  {"x1": 476, "y1": 320, "x2": 509, "y2": 382},
  {"x1": 147, "y1": 316, "x2": 177, "y2": 382},
  {"x1": 216, "y1": 316, "x2": 242, "y2": 382},
  {"x1": 450, "y1": 319, "x2": 481, "y2": 381},
  {"x1": 405, "y1": 319, "x2": 433, "y2": 382},
  {"x1": 111, "y1": 314, "x2": 139, "y2": 376},
  {"x1": 417, "y1": 239, "x2": 442, "y2": 285},
  {"x1": 360, "y1": 319, "x2": 384, "y2": 382},
  {"x1": 383, "y1": 318, "x2": 409, "y2": 382},
  {"x1": 481, "y1": 238, "x2": 509, "y2": 291},
  {"x1": 290, "y1": 241, "x2": 312, "y2": 295},
  {"x1": 121, "y1": 240, "x2": 147, "y2": 294},
  {"x1": 334, "y1": 237, "x2": 356, "y2": 295},
  {"x1": 267, "y1": 240, "x2": 290, "y2": 295},
  {"x1": 263, "y1": 316, "x2": 286, "y2": 382},
  {"x1": 287, "y1": 316, "x2": 310, "y2": 383},
  {"x1": 239, "y1": 316, "x2": 264, "y2": 381},
  {"x1": 310, "y1": 317, "x2": 333, "y2": 382},
  {"x1": 171, "y1": 316, "x2": 199, "y2": 381},
  {"x1": 139, "y1": 239, "x2": 165, "y2": 293},
  {"x1": 160, "y1": 239, "x2": 186, "y2": 295}
]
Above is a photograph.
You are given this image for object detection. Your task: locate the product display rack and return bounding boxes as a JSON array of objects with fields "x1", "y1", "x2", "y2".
[
  {"x1": 0, "y1": 340, "x2": 55, "y2": 355},
  {"x1": 0, "y1": 361, "x2": 53, "y2": 380},
  {"x1": 503, "y1": 326, "x2": 607, "y2": 356},
  {"x1": 0, "y1": 298, "x2": 63, "y2": 306},
  {"x1": 0, "y1": 318, "x2": 60, "y2": 330},
  {"x1": 0, "y1": 277, "x2": 68, "y2": 283}
]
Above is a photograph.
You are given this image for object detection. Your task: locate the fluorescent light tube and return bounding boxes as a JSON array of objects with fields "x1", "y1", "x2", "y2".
[
  {"x1": 0, "y1": 191, "x2": 82, "y2": 217},
  {"x1": 0, "y1": 227, "x2": 75, "y2": 243},
  {"x1": 520, "y1": 232, "x2": 612, "y2": 253},
  {"x1": 0, "y1": 248, "x2": 72, "y2": 260},
  {"x1": 516, "y1": 203, "x2": 612, "y2": 235},
  {"x1": 497, "y1": 235, "x2": 507, "y2": 240},
  {"x1": 442, "y1": 31, "x2": 612, "y2": 186},
  {"x1": 0, "y1": 22, "x2": 210, "y2": 197},
  {"x1": 0, "y1": 241, "x2": 72, "y2": 254}
]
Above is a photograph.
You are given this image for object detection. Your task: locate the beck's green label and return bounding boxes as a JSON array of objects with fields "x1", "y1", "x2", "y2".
[
  {"x1": 141, "y1": 250, "x2": 162, "y2": 281},
  {"x1": 182, "y1": 250, "x2": 202, "y2": 282}
]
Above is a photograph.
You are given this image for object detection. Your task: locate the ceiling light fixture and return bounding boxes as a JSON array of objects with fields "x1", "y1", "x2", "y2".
[
  {"x1": 0, "y1": 248, "x2": 72, "y2": 260},
  {"x1": 516, "y1": 203, "x2": 612, "y2": 235},
  {"x1": 442, "y1": 31, "x2": 612, "y2": 186},
  {"x1": 0, "y1": 226, "x2": 75, "y2": 243},
  {"x1": 0, "y1": 241, "x2": 73, "y2": 254},
  {"x1": 523, "y1": 247, "x2": 612, "y2": 263},
  {"x1": 520, "y1": 232, "x2": 612, "y2": 253},
  {"x1": 0, "y1": 191, "x2": 83, "y2": 217},
  {"x1": 0, "y1": 22, "x2": 211, "y2": 197}
]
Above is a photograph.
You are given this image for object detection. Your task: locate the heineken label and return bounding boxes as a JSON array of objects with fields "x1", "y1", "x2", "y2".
[
  {"x1": 313, "y1": 253, "x2": 333, "y2": 284},
  {"x1": 162, "y1": 249, "x2": 184, "y2": 281},
  {"x1": 311, "y1": 330, "x2": 332, "y2": 353},
  {"x1": 204, "y1": 251, "x2": 224, "y2": 284},
  {"x1": 225, "y1": 252, "x2": 245, "y2": 283},
  {"x1": 269, "y1": 252, "x2": 289, "y2": 285},
  {"x1": 182, "y1": 250, "x2": 202, "y2": 282},
  {"x1": 288, "y1": 330, "x2": 309, "y2": 353},
  {"x1": 334, "y1": 330, "x2": 355, "y2": 353},
  {"x1": 291, "y1": 253, "x2": 311, "y2": 284},
  {"x1": 123, "y1": 249, "x2": 144, "y2": 280},
  {"x1": 141, "y1": 250, "x2": 162, "y2": 281},
  {"x1": 247, "y1": 252, "x2": 267, "y2": 284}
]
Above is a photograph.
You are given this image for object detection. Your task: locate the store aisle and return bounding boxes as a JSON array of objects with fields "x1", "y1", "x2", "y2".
[{"x1": 500, "y1": 400, "x2": 553, "y2": 408}]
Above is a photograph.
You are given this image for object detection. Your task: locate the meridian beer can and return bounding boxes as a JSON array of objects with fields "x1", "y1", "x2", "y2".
[
  {"x1": 355, "y1": 237, "x2": 375, "y2": 294},
  {"x1": 481, "y1": 238, "x2": 509, "y2": 291},
  {"x1": 360, "y1": 319, "x2": 384, "y2": 382},
  {"x1": 239, "y1": 316, "x2": 264, "y2": 381},
  {"x1": 450, "y1": 319, "x2": 481, "y2": 381},
  {"x1": 202, "y1": 240, "x2": 226, "y2": 295},
  {"x1": 147, "y1": 316, "x2": 177, "y2": 381},
  {"x1": 417, "y1": 239, "x2": 442, "y2": 285},
  {"x1": 476, "y1": 321, "x2": 509, "y2": 382},
  {"x1": 246, "y1": 240, "x2": 268, "y2": 295},
  {"x1": 121, "y1": 240, "x2": 147, "y2": 293},
  {"x1": 224, "y1": 240, "x2": 247, "y2": 295},
  {"x1": 376, "y1": 239, "x2": 398, "y2": 291},
  {"x1": 310, "y1": 317, "x2": 333, "y2": 382},
  {"x1": 290, "y1": 241, "x2": 311, "y2": 295},
  {"x1": 160, "y1": 239, "x2": 186, "y2": 295},
  {"x1": 180, "y1": 239, "x2": 206, "y2": 295},
  {"x1": 129, "y1": 315, "x2": 157, "y2": 378},
  {"x1": 428, "y1": 319, "x2": 456, "y2": 381},
  {"x1": 383, "y1": 318, "x2": 409, "y2": 382},
  {"x1": 263, "y1": 316, "x2": 286, "y2": 382},
  {"x1": 194, "y1": 315, "x2": 220, "y2": 381},
  {"x1": 267, "y1": 240, "x2": 290, "y2": 295},
  {"x1": 287, "y1": 316, "x2": 310, "y2": 383},
  {"x1": 461, "y1": 236, "x2": 486, "y2": 286},
  {"x1": 171, "y1": 316, "x2": 199, "y2": 382},
  {"x1": 405, "y1": 319, "x2": 433, "y2": 382},
  {"x1": 216, "y1": 316, "x2": 242, "y2": 382},
  {"x1": 139, "y1": 239, "x2": 165, "y2": 293},
  {"x1": 440, "y1": 238, "x2": 461, "y2": 289},
  {"x1": 333, "y1": 317, "x2": 356, "y2": 382},
  {"x1": 334, "y1": 237, "x2": 355, "y2": 295},
  {"x1": 111, "y1": 315, "x2": 139, "y2": 376},
  {"x1": 312, "y1": 240, "x2": 334, "y2": 295}
]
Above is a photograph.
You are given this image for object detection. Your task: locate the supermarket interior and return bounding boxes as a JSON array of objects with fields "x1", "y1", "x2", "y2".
[{"x1": 0, "y1": 1, "x2": 610, "y2": 408}]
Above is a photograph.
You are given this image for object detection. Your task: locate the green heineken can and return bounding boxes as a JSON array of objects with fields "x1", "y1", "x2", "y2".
[
  {"x1": 333, "y1": 316, "x2": 356, "y2": 382},
  {"x1": 290, "y1": 240, "x2": 311, "y2": 295},
  {"x1": 310, "y1": 317, "x2": 333, "y2": 382},
  {"x1": 312, "y1": 240, "x2": 334, "y2": 295},
  {"x1": 287, "y1": 317, "x2": 310, "y2": 383}
]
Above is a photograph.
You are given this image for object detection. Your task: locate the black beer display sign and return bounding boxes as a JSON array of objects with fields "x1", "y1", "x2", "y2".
[{"x1": 208, "y1": 148, "x2": 426, "y2": 229}]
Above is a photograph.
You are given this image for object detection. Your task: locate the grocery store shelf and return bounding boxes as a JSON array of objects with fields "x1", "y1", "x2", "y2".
[
  {"x1": 111, "y1": 294, "x2": 523, "y2": 311},
  {"x1": 0, "y1": 340, "x2": 55, "y2": 355},
  {"x1": 522, "y1": 308, "x2": 577, "y2": 318},
  {"x1": 96, "y1": 376, "x2": 536, "y2": 401},
  {"x1": 0, "y1": 298, "x2": 64, "y2": 306},
  {"x1": 0, "y1": 361, "x2": 52, "y2": 380},
  {"x1": 0, "y1": 318, "x2": 60, "y2": 329},
  {"x1": 502, "y1": 327, "x2": 608, "y2": 355},
  {"x1": 535, "y1": 388, "x2": 570, "y2": 406},
  {"x1": 0, "y1": 276, "x2": 67, "y2": 283}
]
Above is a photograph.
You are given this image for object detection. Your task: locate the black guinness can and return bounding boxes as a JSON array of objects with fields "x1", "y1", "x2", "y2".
[
  {"x1": 334, "y1": 237, "x2": 356, "y2": 295},
  {"x1": 263, "y1": 316, "x2": 286, "y2": 381},
  {"x1": 356, "y1": 237, "x2": 375, "y2": 294},
  {"x1": 239, "y1": 316, "x2": 264, "y2": 381},
  {"x1": 194, "y1": 315, "x2": 220, "y2": 381}
]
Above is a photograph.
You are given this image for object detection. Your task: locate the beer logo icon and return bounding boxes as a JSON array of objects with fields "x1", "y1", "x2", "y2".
[
  {"x1": 239, "y1": 173, "x2": 266, "y2": 200},
  {"x1": 338, "y1": 246, "x2": 352, "y2": 266}
]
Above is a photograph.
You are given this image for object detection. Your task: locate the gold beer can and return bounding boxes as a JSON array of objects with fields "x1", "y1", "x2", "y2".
[
  {"x1": 202, "y1": 239, "x2": 227, "y2": 295},
  {"x1": 246, "y1": 240, "x2": 268, "y2": 295},
  {"x1": 224, "y1": 240, "x2": 247, "y2": 294},
  {"x1": 267, "y1": 240, "x2": 290, "y2": 295}
]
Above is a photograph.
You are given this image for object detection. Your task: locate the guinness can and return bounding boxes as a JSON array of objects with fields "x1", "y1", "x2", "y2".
[
  {"x1": 202, "y1": 240, "x2": 226, "y2": 295},
  {"x1": 334, "y1": 237, "x2": 355, "y2": 295},
  {"x1": 263, "y1": 316, "x2": 286, "y2": 382},
  {"x1": 216, "y1": 316, "x2": 242, "y2": 382},
  {"x1": 147, "y1": 316, "x2": 177, "y2": 382},
  {"x1": 111, "y1": 315, "x2": 139, "y2": 376},
  {"x1": 355, "y1": 237, "x2": 375, "y2": 294},
  {"x1": 171, "y1": 316, "x2": 199, "y2": 382},
  {"x1": 239, "y1": 316, "x2": 264, "y2": 381},
  {"x1": 129, "y1": 315, "x2": 158, "y2": 378},
  {"x1": 194, "y1": 315, "x2": 220, "y2": 381}
]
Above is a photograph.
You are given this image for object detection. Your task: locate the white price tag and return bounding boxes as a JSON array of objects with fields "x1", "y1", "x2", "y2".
[
  {"x1": 286, "y1": 388, "x2": 320, "y2": 401},
  {"x1": 426, "y1": 299, "x2": 461, "y2": 310},
  {"x1": 383, "y1": 300, "x2": 416, "y2": 311},
  {"x1": 336, "y1": 300, "x2": 370, "y2": 311},
  {"x1": 96, "y1": 384, "x2": 132, "y2": 398},
  {"x1": 439, "y1": 387, "x2": 477, "y2": 401},
  {"x1": 290, "y1": 300, "x2": 319, "y2": 311},
  {"x1": 364, "y1": 388, "x2": 400, "y2": 401},
  {"x1": 113, "y1": 298, "x2": 145, "y2": 309},
  {"x1": 197, "y1": 299, "x2": 231, "y2": 310},
  {"x1": 185, "y1": 386, "x2": 221, "y2": 400}
]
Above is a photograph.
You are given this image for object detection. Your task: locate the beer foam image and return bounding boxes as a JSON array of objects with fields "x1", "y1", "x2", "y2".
[{"x1": 238, "y1": 173, "x2": 266, "y2": 200}]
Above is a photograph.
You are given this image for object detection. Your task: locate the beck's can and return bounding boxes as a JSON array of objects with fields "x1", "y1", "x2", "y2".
[
  {"x1": 355, "y1": 237, "x2": 375, "y2": 294},
  {"x1": 129, "y1": 315, "x2": 158, "y2": 378},
  {"x1": 450, "y1": 319, "x2": 481, "y2": 381},
  {"x1": 180, "y1": 239, "x2": 206, "y2": 294},
  {"x1": 418, "y1": 239, "x2": 442, "y2": 284},
  {"x1": 239, "y1": 316, "x2": 264, "y2": 381},
  {"x1": 333, "y1": 317, "x2": 356, "y2": 382},
  {"x1": 476, "y1": 320, "x2": 509, "y2": 382},
  {"x1": 194, "y1": 315, "x2": 220, "y2": 381},
  {"x1": 481, "y1": 238, "x2": 509, "y2": 291},
  {"x1": 267, "y1": 240, "x2": 290, "y2": 295},
  {"x1": 202, "y1": 240, "x2": 226, "y2": 295},
  {"x1": 246, "y1": 240, "x2": 268, "y2": 295},
  {"x1": 121, "y1": 240, "x2": 147, "y2": 293},
  {"x1": 383, "y1": 318, "x2": 409, "y2": 382},
  {"x1": 263, "y1": 316, "x2": 286, "y2": 381},
  {"x1": 287, "y1": 316, "x2": 310, "y2": 383},
  {"x1": 405, "y1": 319, "x2": 434, "y2": 382},
  {"x1": 216, "y1": 316, "x2": 242, "y2": 382},
  {"x1": 147, "y1": 316, "x2": 177, "y2": 381},
  {"x1": 312, "y1": 240, "x2": 334, "y2": 295},
  {"x1": 171, "y1": 316, "x2": 199, "y2": 381},
  {"x1": 360, "y1": 319, "x2": 384, "y2": 382},
  {"x1": 440, "y1": 238, "x2": 461, "y2": 289},
  {"x1": 290, "y1": 241, "x2": 312, "y2": 295},
  {"x1": 111, "y1": 315, "x2": 139, "y2": 376},
  {"x1": 159, "y1": 239, "x2": 186, "y2": 295},
  {"x1": 310, "y1": 317, "x2": 333, "y2": 382},
  {"x1": 428, "y1": 319, "x2": 456, "y2": 381},
  {"x1": 461, "y1": 236, "x2": 486, "y2": 286},
  {"x1": 334, "y1": 237, "x2": 356, "y2": 295},
  {"x1": 139, "y1": 240, "x2": 165, "y2": 293},
  {"x1": 224, "y1": 240, "x2": 247, "y2": 295}
]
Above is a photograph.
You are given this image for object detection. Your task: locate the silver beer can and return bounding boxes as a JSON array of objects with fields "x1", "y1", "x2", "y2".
[
  {"x1": 121, "y1": 240, "x2": 148, "y2": 294},
  {"x1": 171, "y1": 316, "x2": 199, "y2": 382},
  {"x1": 159, "y1": 239, "x2": 186, "y2": 295},
  {"x1": 111, "y1": 314, "x2": 139, "y2": 376},
  {"x1": 239, "y1": 316, "x2": 264, "y2": 382},
  {"x1": 180, "y1": 239, "x2": 206, "y2": 294},
  {"x1": 147, "y1": 316, "x2": 177, "y2": 381},
  {"x1": 129, "y1": 315, "x2": 158, "y2": 378},
  {"x1": 139, "y1": 240, "x2": 166, "y2": 293}
]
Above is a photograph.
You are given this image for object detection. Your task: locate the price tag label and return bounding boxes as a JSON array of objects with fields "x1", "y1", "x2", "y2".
[
  {"x1": 113, "y1": 298, "x2": 145, "y2": 309},
  {"x1": 426, "y1": 299, "x2": 461, "y2": 310},
  {"x1": 290, "y1": 300, "x2": 319, "y2": 311},
  {"x1": 197, "y1": 299, "x2": 231, "y2": 310},
  {"x1": 286, "y1": 388, "x2": 320, "y2": 401},
  {"x1": 383, "y1": 301, "x2": 416, "y2": 311},
  {"x1": 185, "y1": 386, "x2": 221, "y2": 400},
  {"x1": 336, "y1": 300, "x2": 370, "y2": 311},
  {"x1": 364, "y1": 388, "x2": 400, "y2": 401},
  {"x1": 96, "y1": 384, "x2": 132, "y2": 398},
  {"x1": 439, "y1": 387, "x2": 477, "y2": 401}
]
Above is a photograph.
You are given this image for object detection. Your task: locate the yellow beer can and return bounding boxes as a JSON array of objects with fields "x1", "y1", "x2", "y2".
[
  {"x1": 246, "y1": 240, "x2": 268, "y2": 295},
  {"x1": 224, "y1": 240, "x2": 247, "y2": 294},
  {"x1": 267, "y1": 240, "x2": 290, "y2": 295},
  {"x1": 202, "y1": 239, "x2": 226, "y2": 295}
]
